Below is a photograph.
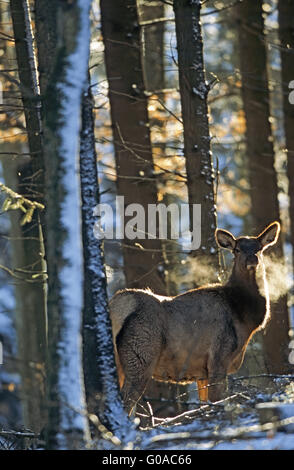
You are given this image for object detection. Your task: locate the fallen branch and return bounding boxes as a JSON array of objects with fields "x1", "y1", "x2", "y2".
[
  {"x1": 0, "y1": 429, "x2": 38, "y2": 439},
  {"x1": 143, "y1": 414, "x2": 294, "y2": 449},
  {"x1": 140, "y1": 393, "x2": 247, "y2": 430}
]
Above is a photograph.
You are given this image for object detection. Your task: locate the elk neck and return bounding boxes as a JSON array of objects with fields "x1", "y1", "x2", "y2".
[{"x1": 225, "y1": 256, "x2": 270, "y2": 331}]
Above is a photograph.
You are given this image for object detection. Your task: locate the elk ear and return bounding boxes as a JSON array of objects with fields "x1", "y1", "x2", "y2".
[
  {"x1": 257, "y1": 221, "x2": 280, "y2": 250},
  {"x1": 215, "y1": 229, "x2": 236, "y2": 251}
]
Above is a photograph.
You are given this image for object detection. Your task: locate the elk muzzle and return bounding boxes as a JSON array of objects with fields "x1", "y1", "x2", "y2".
[{"x1": 246, "y1": 254, "x2": 259, "y2": 270}]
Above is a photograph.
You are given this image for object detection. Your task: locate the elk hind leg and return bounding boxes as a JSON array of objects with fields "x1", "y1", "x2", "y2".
[
  {"x1": 114, "y1": 350, "x2": 125, "y2": 389},
  {"x1": 117, "y1": 336, "x2": 161, "y2": 415},
  {"x1": 121, "y1": 376, "x2": 149, "y2": 416}
]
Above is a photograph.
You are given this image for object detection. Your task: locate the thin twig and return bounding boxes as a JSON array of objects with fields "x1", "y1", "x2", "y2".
[
  {"x1": 0, "y1": 182, "x2": 44, "y2": 210},
  {"x1": 142, "y1": 393, "x2": 245, "y2": 429},
  {"x1": 116, "y1": 124, "x2": 186, "y2": 180}
]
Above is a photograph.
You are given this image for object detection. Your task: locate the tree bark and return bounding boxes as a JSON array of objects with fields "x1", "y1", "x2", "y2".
[
  {"x1": 139, "y1": 0, "x2": 165, "y2": 93},
  {"x1": 6, "y1": 0, "x2": 47, "y2": 432},
  {"x1": 100, "y1": 0, "x2": 166, "y2": 295},
  {"x1": 34, "y1": 0, "x2": 57, "y2": 95},
  {"x1": 237, "y1": 0, "x2": 290, "y2": 373},
  {"x1": 278, "y1": 0, "x2": 294, "y2": 277},
  {"x1": 41, "y1": 0, "x2": 91, "y2": 449},
  {"x1": 10, "y1": 0, "x2": 44, "y2": 184},
  {"x1": 80, "y1": 79, "x2": 131, "y2": 437},
  {"x1": 173, "y1": 0, "x2": 219, "y2": 270}
]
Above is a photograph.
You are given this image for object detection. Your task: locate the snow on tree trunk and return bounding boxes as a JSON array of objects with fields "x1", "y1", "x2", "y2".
[
  {"x1": 173, "y1": 0, "x2": 219, "y2": 270},
  {"x1": 42, "y1": 0, "x2": 92, "y2": 449},
  {"x1": 80, "y1": 79, "x2": 132, "y2": 438}
]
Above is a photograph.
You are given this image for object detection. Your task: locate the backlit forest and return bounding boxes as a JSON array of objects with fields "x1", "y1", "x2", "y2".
[{"x1": 0, "y1": 0, "x2": 294, "y2": 451}]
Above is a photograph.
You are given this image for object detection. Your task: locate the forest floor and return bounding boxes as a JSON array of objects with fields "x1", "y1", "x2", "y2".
[
  {"x1": 134, "y1": 374, "x2": 294, "y2": 450},
  {"x1": 1, "y1": 375, "x2": 294, "y2": 450}
]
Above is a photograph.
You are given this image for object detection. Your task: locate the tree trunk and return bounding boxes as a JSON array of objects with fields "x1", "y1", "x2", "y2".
[
  {"x1": 278, "y1": 0, "x2": 294, "y2": 278},
  {"x1": 41, "y1": 0, "x2": 91, "y2": 449},
  {"x1": 34, "y1": 0, "x2": 57, "y2": 95},
  {"x1": 80, "y1": 78, "x2": 131, "y2": 437},
  {"x1": 100, "y1": 0, "x2": 166, "y2": 295},
  {"x1": 237, "y1": 0, "x2": 290, "y2": 373},
  {"x1": 10, "y1": 0, "x2": 44, "y2": 185},
  {"x1": 173, "y1": 0, "x2": 219, "y2": 270},
  {"x1": 138, "y1": 0, "x2": 165, "y2": 93},
  {"x1": 5, "y1": 0, "x2": 47, "y2": 432}
]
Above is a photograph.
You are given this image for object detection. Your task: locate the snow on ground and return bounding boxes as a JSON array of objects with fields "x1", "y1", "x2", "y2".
[{"x1": 134, "y1": 375, "x2": 294, "y2": 450}]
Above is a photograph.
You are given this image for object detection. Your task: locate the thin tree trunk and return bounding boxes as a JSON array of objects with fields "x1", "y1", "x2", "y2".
[
  {"x1": 139, "y1": 0, "x2": 165, "y2": 93},
  {"x1": 7, "y1": 0, "x2": 47, "y2": 432},
  {"x1": 41, "y1": 0, "x2": 91, "y2": 449},
  {"x1": 173, "y1": 0, "x2": 219, "y2": 270},
  {"x1": 34, "y1": 0, "x2": 57, "y2": 95},
  {"x1": 10, "y1": 0, "x2": 43, "y2": 185},
  {"x1": 100, "y1": 0, "x2": 166, "y2": 295},
  {"x1": 278, "y1": 0, "x2": 294, "y2": 276},
  {"x1": 237, "y1": 0, "x2": 290, "y2": 373},
  {"x1": 138, "y1": 0, "x2": 179, "y2": 297},
  {"x1": 80, "y1": 79, "x2": 131, "y2": 437}
]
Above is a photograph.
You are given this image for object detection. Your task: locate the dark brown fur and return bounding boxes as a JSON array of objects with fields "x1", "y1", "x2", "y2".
[{"x1": 109, "y1": 222, "x2": 280, "y2": 414}]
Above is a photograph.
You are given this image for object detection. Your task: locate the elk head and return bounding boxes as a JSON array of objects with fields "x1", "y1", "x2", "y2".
[{"x1": 215, "y1": 221, "x2": 280, "y2": 276}]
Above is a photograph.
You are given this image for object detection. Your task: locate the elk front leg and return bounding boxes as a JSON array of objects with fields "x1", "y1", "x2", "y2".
[
  {"x1": 207, "y1": 360, "x2": 228, "y2": 402},
  {"x1": 196, "y1": 378, "x2": 209, "y2": 402},
  {"x1": 208, "y1": 374, "x2": 227, "y2": 402}
]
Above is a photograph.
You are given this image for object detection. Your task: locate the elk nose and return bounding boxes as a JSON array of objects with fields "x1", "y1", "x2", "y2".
[{"x1": 246, "y1": 255, "x2": 258, "y2": 269}]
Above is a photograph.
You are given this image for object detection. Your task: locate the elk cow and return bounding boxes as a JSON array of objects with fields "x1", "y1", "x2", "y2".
[{"x1": 110, "y1": 222, "x2": 280, "y2": 414}]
